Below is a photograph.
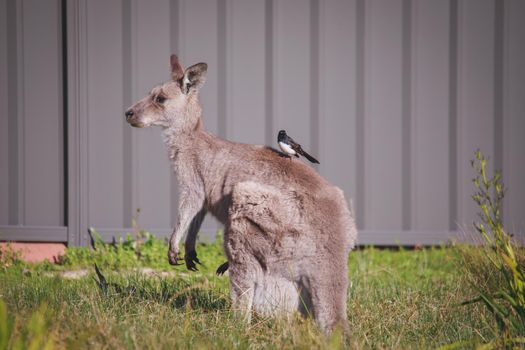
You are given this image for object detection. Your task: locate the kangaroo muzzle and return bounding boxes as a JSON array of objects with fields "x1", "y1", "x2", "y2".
[{"x1": 125, "y1": 108, "x2": 145, "y2": 128}]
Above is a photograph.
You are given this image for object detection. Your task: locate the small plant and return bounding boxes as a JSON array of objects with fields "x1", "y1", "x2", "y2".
[
  {"x1": 463, "y1": 150, "x2": 525, "y2": 346},
  {"x1": 0, "y1": 243, "x2": 22, "y2": 269}
]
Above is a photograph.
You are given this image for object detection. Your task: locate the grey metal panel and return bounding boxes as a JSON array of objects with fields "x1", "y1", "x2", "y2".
[
  {"x1": 363, "y1": 0, "x2": 404, "y2": 230},
  {"x1": 0, "y1": 0, "x2": 8, "y2": 225},
  {"x1": 86, "y1": 0, "x2": 125, "y2": 228},
  {"x1": 179, "y1": 0, "x2": 219, "y2": 136},
  {"x1": 0, "y1": 225, "x2": 68, "y2": 242},
  {"x1": 132, "y1": 0, "x2": 172, "y2": 229},
  {"x1": 227, "y1": 0, "x2": 267, "y2": 146},
  {"x1": 456, "y1": 0, "x2": 495, "y2": 229},
  {"x1": 318, "y1": 0, "x2": 358, "y2": 210},
  {"x1": 273, "y1": 0, "x2": 312, "y2": 153},
  {"x1": 178, "y1": 0, "x2": 221, "y2": 234},
  {"x1": 21, "y1": 0, "x2": 63, "y2": 226},
  {"x1": 411, "y1": 0, "x2": 450, "y2": 230},
  {"x1": 504, "y1": 0, "x2": 525, "y2": 236}
]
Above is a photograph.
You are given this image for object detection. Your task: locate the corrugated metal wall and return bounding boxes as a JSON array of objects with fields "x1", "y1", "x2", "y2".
[
  {"x1": 1, "y1": 0, "x2": 524, "y2": 245},
  {"x1": 0, "y1": 0, "x2": 67, "y2": 241}
]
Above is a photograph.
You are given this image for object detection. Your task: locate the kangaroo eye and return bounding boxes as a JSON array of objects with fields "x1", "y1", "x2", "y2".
[{"x1": 155, "y1": 95, "x2": 167, "y2": 104}]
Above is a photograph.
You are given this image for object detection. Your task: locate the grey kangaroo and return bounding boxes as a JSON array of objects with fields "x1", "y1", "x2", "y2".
[{"x1": 125, "y1": 54, "x2": 357, "y2": 333}]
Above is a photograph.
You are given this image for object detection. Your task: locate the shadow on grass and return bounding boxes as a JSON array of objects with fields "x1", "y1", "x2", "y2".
[{"x1": 93, "y1": 264, "x2": 228, "y2": 312}]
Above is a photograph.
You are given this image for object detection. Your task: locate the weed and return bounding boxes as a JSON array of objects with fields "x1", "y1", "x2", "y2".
[
  {"x1": 0, "y1": 243, "x2": 22, "y2": 269},
  {"x1": 459, "y1": 150, "x2": 525, "y2": 348}
]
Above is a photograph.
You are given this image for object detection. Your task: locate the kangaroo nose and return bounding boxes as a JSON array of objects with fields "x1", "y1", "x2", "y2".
[{"x1": 125, "y1": 109, "x2": 134, "y2": 120}]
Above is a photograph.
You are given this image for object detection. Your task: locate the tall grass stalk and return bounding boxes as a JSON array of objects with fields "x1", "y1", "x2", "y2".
[{"x1": 463, "y1": 150, "x2": 525, "y2": 346}]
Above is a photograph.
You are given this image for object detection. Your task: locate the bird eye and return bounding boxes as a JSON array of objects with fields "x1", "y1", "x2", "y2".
[{"x1": 155, "y1": 95, "x2": 167, "y2": 104}]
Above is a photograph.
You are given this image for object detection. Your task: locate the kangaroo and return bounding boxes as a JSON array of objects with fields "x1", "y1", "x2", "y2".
[{"x1": 125, "y1": 54, "x2": 357, "y2": 333}]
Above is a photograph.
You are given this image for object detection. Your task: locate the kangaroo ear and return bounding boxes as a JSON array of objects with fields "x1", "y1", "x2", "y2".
[
  {"x1": 182, "y1": 63, "x2": 207, "y2": 94},
  {"x1": 170, "y1": 54, "x2": 184, "y2": 81}
]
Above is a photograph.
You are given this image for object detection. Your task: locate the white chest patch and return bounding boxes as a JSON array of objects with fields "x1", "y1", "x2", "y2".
[{"x1": 279, "y1": 141, "x2": 296, "y2": 156}]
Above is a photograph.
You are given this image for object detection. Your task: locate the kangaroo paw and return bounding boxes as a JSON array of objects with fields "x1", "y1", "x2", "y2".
[{"x1": 185, "y1": 250, "x2": 201, "y2": 271}]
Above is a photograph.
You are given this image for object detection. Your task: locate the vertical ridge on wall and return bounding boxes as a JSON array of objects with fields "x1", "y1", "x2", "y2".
[
  {"x1": 309, "y1": 0, "x2": 319, "y2": 168},
  {"x1": 448, "y1": 0, "x2": 458, "y2": 231},
  {"x1": 15, "y1": 0, "x2": 24, "y2": 225},
  {"x1": 401, "y1": 0, "x2": 412, "y2": 230},
  {"x1": 61, "y1": 0, "x2": 68, "y2": 226},
  {"x1": 355, "y1": 0, "x2": 365, "y2": 229},
  {"x1": 6, "y1": 0, "x2": 20, "y2": 225},
  {"x1": 122, "y1": 0, "x2": 132, "y2": 228},
  {"x1": 493, "y1": 0, "x2": 504, "y2": 176},
  {"x1": 0, "y1": 0, "x2": 9, "y2": 225},
  {"x1": 217, "y1": 0, "x2": 227, "y2": 139},
  {"x1": 264, "y1": 0, "x2": 274, "y2": 147}
]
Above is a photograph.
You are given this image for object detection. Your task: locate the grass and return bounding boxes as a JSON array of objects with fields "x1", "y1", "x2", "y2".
[{"x1": 0, "y1": 236, "x2": 494, "y2": 349}]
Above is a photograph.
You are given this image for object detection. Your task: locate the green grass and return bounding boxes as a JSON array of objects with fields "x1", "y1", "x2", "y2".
[{"x1": 0, "y1": 236, "x2": 495, "y2": 349}]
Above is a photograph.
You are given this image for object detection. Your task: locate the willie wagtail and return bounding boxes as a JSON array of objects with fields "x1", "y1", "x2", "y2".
[{"x1": 278, "y1": 130, "x2": 320, "y2": 164}]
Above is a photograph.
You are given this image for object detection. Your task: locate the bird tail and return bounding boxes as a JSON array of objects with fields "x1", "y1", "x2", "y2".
[{"x1": 300, "y1": 150, "x2": 320, "y2": 164}]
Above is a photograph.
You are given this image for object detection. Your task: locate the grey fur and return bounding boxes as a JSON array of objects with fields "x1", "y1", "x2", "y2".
[{"x1": 125, "y1": 54, "x2": 357, "y2": 333}]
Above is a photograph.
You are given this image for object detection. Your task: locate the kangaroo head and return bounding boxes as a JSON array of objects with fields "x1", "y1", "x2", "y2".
[{"x1": 125, "y1": 54, "x2": 207, "y2": 132}]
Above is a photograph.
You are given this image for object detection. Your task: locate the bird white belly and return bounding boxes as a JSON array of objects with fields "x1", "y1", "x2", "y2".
[{"x1": 279, "y1": 142, "x2": 296, "y2": 155}]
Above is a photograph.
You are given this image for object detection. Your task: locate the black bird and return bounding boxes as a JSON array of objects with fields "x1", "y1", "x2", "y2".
[{"x1": 277, "y1": 130, "x2": 320, "y2": 164}]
